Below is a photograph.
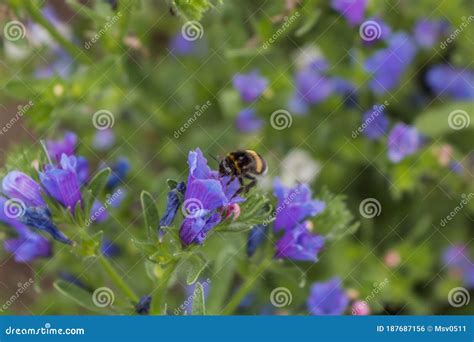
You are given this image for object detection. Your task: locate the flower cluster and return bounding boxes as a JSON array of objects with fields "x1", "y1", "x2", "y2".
[{"x1": 0, "y1": 132, "x2": 126, "y2": 262}]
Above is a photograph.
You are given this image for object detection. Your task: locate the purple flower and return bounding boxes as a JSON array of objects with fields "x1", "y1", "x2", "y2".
[
  {"x1": 361, "y1": 105, "x2": 389, "y2": 140},
  {"x1": 333, "y1": 77, "x2": 358, "y2": 107},
  {"x1": 362, "y1": 17, "x2": 392, "y2": 43},
  {"x1": 40, "y1": 154, "x2": 82, "y2": 210},
  {"x1": 46, "y1": 131, "x2": 77, "y2": 161},
  {"x1": 2, "y1": 171, "x2": 45, "y2": 207},
  {"x1": 443, "y1": 245, "x2": 474, "y2": 288},
  {"x1": 179, "y1": 149, "x2": 243, "y2": 246},
  {"x1": 275, "y1": 223, "x2": 324, "y2": 261},
  {"x1": 273, "y1": 178, "x2": 325, "y2": 232},
  {"x1": 426, "y1": 64, "x2": 474, "y2": 100},
  {"x1": 307, "y1": 277, "x2": 349, "y2": 315},
  {"x1": 387, "y1": 123, "x2": 422, "y2": 163},
  {"x1": 4, "y1": 224, "x2": 52, "y2": 263},
  {"x1": 1, "y1": 196, "x2": 52, "y2": 262},
  {"x1": 295, "y1": 68, "x2": 333, "y2": 104},
  {"x1": 233, "y1": 71, "x2": 268, "y2": 102},
  {"x1": 160, "y1": 182, "x2": 186, "y2": 228},
  {"x1": 414, "y1": 19, "x2": 449, "y2": 49},
  {"x1": 21, "y1": 206, "x2": 72, "y2": 244},
  {"x1": 170, "y1": 33, "x2": 200, "y2": 56},
  {"x1": 106, "y1": 158, "x2": 130, "y2": 190},
  {"x1": 76, "y1": 156, "x2": 90, "y2": 185},
  {"x1": 288, "y1": 93, "x2": 310, "y2": 115},
  {"x1": 101, "y1": 237, "x2": 121, "y2": 258},
  {"x1": 331, "y1": 0, "x2": 367, "y2": 26},
  {"x1": 92, "y1": 129, "x2": 115, "y2": 151},
  {"x1": 135, "y1": 295, "x2": 152, "y2": 315},
  {"x1": 236, "y1": 108, "x2": 263, "y2": 133},
  {"x1": 91, "y1": 200, "x2": 109, "y2": 223},
  {"x1": 247, "y1": 224, "x2": 268, "y2": 257},
  {"x1": 364, "y1": 33, "x2": 417, "y2": 94}
]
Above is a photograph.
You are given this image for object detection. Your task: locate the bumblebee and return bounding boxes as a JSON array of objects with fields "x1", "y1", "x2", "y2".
[{"x1": 218, "y1": 150, "x2": 267, "y2": 196}]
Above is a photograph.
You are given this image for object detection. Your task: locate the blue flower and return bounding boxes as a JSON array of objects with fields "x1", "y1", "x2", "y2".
[
  {"x1": 40, "y1": 154, "x2": 82, "y2": 210},
  {"x1": 295, "y1": 67, "x2": 333, "y2": 104},
  {"x1": 273, "y1": 178, "x2": 325, "y2": 232},
  {"x1": 106, "y1": 157, "x2": 130, "y2": 190},
  {"x1": 21, "y1": 206, "x2": 72, "y2": 244},
  {"x1": 4, "y1": 226, "x2": 52, "y2": 263},
  {"x1": 135, "y1": 295, "x2": 152, "y2": 315},
  {"x1": 101, "y1": 237, "x2": 121, "y2": 258},
  {"x1": 331, "y1": 0, "x2": 367, "y2": 26},
  {"x1": 364, "y1": 33, "x2": 417, "y2": 94},
  {"x1": 2, "y1": 171, "x2": 45, "y2": 207},
  {"x1": 333, "y1": 77, "x2": 358, "y2": 108},
  {"x1": 413, "y1": 19, "x2": 449, "y2": 49},
  {"x1": 179, "y1": 149, "x2": 243, "y2": 246},
  {"x1": 443, "y1": 245, "x2": 474, "y2": 289},
  {"x1": 169, "y1": 33, "x2": 203, "y2": 56},
  {"x1": 1, "y1": 197, "x2": 52, "y2": 263},
  {"x1": 288, "y1": 94, "x2": 310, "y2": 115},
  {"x1": 92, "y1": 129, "x2": 115, "y2": 151},
  {"x1": 361, "y1": 105, "x2": 389, "y2": 140},
  {"x1": 426, "y1": 64, "x2": 474, "y2": 100},
  {"x1": 307, "y1": 277, "x2": 349, "y2": 315},
  {"x1": 275, "y1": 223, "x2": 324, "y2": 262},
  {"x1": 236, "y1": 108, "x2": 263, "y2": 133},
  {"x1": 387, "y1": 123, "x2": 422, "y2": 163},
  {"x1": 46, "y1": 131, "x2": 77, "y2": 161},
  {"x1": 160, "y1": 182, "x2": 186, "y2": 228},
  {"x1": 233, "y1": 71, "x2": 268, "y2": 102},
  {"x1": 247, "y1": 224, "x2": 268, "y2": 257}
]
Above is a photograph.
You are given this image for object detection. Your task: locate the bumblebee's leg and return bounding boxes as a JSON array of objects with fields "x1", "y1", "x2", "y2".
[
  {"x1": 225, "y1": 175, "x2": 236, "y2": 186},
  {"x1": 231, "y1": 176, "x2": 245, "y2": 198},
  {"x1": 242, "y1": 174, "x2": 257, "y2": 193}
]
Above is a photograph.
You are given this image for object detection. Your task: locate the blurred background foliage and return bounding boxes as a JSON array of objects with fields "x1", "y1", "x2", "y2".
[{"x1": 0, "y1": 0, "x2": 473, "y2": 315}]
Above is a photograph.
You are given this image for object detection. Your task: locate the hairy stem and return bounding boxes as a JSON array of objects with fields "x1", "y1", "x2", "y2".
[
  {"x1": 24, "y1": 1, "x2": 91, "y2": 65},
  {"x1": 98, "y1": 254, "x2": 139, "y2": 303}
]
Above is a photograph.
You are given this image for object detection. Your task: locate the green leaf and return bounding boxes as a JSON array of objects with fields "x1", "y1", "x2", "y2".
[
  {"x1": 87, "y1": 168, "x2": 111, "y2": 200},
  {"x1": 414, "y1": 102, "x2": 473, "y2": 137},
  {"x1": 295, "y1": 11, "x2": 320, "y2": 37},
  {"x1": 192, "y1": 282, "x2": 206, "y2": 315},
  {"x1": 206, "y1": 247, "x2": 236, "y2": 313},
  {"x1": 140, "y1": 191, "x2": 160, "y2": 240},
  {"x1": 315, "y1": 188, "x2": 359, "y2": 241},
  {"x1": 185, "y1": 254, "x2": 208, "y2": 285},
  {"x1": 54, "y1": 280, "x2": 112, "y2": 314}
]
